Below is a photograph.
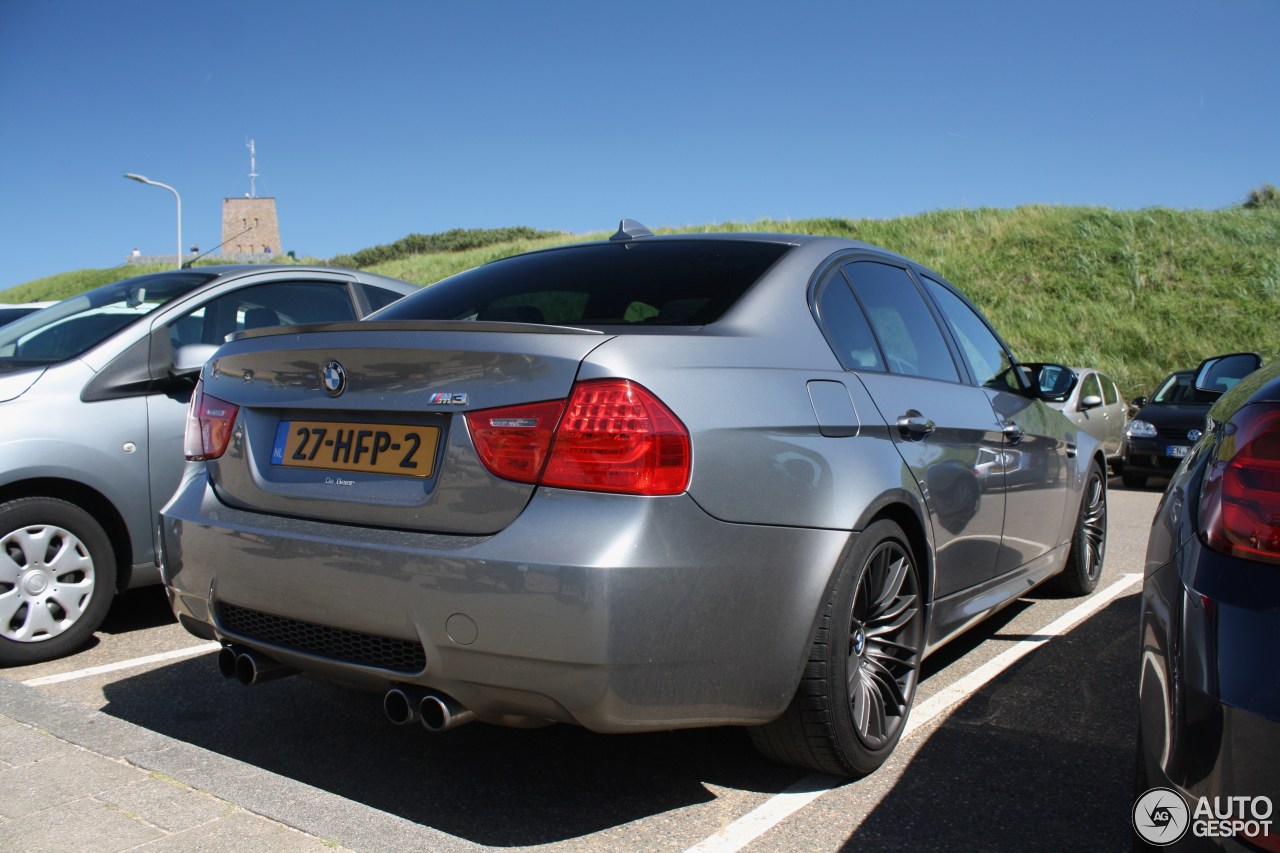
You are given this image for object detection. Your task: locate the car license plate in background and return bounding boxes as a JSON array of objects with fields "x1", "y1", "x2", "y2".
[
  {"x1": 1167, "y1": 445, "x2": 1190, "y2": 458},
  {"x1": 271, "y1": 421, "x2": 439, "y2": 478}
]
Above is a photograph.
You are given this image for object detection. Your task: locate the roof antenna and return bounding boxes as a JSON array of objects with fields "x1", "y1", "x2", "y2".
[
  {"x1": 610, "y1": 219, "x2": 654, "y2": 241},
  {"x1": 246, "y1": 138, "x2": 259, "y2": 199}
]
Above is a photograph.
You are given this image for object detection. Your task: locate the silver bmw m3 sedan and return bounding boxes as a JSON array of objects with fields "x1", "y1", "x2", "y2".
[{"x1": 160, "y1": 223, "x2": 1107, "y2": 776}]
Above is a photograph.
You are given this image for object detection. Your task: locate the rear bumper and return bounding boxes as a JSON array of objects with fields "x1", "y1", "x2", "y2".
[{"x1": 160, "y1": 467, "x2": 851, "y2": 732}]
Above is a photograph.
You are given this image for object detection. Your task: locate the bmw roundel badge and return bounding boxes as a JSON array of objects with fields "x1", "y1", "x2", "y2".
[{"x1": 322, "y1": 360, "x2": 347, "y2": 397}]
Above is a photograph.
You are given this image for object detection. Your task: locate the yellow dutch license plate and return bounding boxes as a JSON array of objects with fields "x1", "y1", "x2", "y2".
[{"x1": 272, "y1": 420, "x2": 439, "y2": 478}]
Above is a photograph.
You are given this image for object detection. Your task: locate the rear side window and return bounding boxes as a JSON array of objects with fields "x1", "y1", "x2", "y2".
[
  {"x1": 1101, "y1": 374, "x2": 1119, "y2": 406},
  {"x1": 376, "y1": 241, "x2": 791, "y2": 326},
  {"x1": 168, "y1": 281, "x2": 356, "y2": 349},
  {"x1": 843, "y1": 262, "x2": 959, "y2": 382},
  {"x1": 362, "y1": 283, "x2": 408, "y2": 312},
  {"x1": 814, "y1": 274, "x2": 885, "y2": 371}
]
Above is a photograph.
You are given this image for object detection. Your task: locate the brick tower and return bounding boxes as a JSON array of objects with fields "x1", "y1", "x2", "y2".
[
  {"x1": 221, "y1": 139, "x2": 282, "y2": 258},
  {"x1": 221, "y1": 197, "x2": 282, "y2": 256}
]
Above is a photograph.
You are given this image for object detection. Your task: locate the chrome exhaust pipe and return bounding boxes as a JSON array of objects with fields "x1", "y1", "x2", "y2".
[
  {"x1": 383, "y1": 686, "x2": 425, "y2": 726},
  {"x1": 419, "y1": 692, "x2": 476, "y2": 732},
  {"x1": 233, "y1": 649, "x2": 296, "y2": 685},
  {"x1": 217, "y1": 645, "x2": 240, "y2": 679}
]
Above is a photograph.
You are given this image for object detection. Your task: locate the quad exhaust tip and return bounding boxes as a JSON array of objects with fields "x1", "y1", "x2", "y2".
[
  {"x1": 217, "y1": 645, "x2": 297, "y2": 686},
  {"x1": 383, "y1": 686, "x2": 476, "y2": 732}
]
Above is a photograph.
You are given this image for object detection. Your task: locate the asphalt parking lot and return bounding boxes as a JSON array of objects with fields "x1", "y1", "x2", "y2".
[{"x1": 1, "y1": 479, "x2": 1163, "y2": 852}]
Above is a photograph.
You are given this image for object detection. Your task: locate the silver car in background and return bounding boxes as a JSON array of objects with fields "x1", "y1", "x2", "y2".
[
  {"x1": 1046, "y1": 366, "x2": 1127, "y2": 473},
  {"x1": 0, "y1": 266, "x2": 417, "y2": 664},
  {"x1": 160, "y1": 225, "x2": 1108, "y2": 776}
]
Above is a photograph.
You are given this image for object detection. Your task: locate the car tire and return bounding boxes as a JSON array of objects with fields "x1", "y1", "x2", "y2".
[
  {"x1": 1051, "y1": 463, "x2": 1107, "y2": 596},
  {"x1": 749, "y1": 519, "x2": 924, "y2": 777},
  {"x1": 1122, "y1": 470, "x2": 1146, "y2": 489},
  {"x1": 0, "y1": 498, "x2": 116, "y2": 665}
]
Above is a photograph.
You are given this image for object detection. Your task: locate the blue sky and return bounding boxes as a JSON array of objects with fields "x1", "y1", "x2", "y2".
[{"x1": 1, "y1": 0, "x2": 1276, "y2": 289}]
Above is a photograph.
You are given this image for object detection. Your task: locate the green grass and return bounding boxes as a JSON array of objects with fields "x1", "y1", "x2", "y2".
[{"x1": 6, "y1": 207, "x2": 1278, "y2": 401}]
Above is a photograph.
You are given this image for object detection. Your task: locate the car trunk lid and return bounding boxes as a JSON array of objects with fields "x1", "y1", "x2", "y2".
[{"x1": 200, "y1": 321, "x2": 610, "y2": 535}]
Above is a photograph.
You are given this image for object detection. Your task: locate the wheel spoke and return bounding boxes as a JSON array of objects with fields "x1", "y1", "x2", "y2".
[
  {"x1": 0, "y1": 588, "x2": 24, "y2": 626},
  {"x1": 0, "y1": 547, "x2": 23, "y2": 584},
  {"x1": 869, "y1": 653, "x2": 910, "y2": 705},
  {"x1": 870, "y1": 552, "x2": 910, "y2": 613},
  {"x1": 45, "y1": 535, "x2": 93, "y2": 578},
  {"x1": 866, "y1": 593, "x2": 918, "y2": 636},
  {"x1": 10, "y1": 600, "x2": 60, "y2": 641}
]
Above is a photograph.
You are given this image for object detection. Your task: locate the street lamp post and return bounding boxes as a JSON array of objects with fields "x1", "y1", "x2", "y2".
[{"x1": 123, "y1": 173, "x2": 182, "y2": 269}]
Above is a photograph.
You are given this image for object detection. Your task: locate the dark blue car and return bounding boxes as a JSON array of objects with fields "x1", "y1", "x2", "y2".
[{"x1": 1136, "y1": 352, "x2": 1279, "y2": 851}]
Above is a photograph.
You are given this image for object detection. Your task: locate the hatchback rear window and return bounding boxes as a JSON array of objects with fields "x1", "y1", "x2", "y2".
[{"x1": 375, "y1": 240, "x2": 791, "y2": 326}]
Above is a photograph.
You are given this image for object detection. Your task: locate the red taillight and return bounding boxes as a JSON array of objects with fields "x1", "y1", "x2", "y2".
[
  {"x1": 466, "y1": 399, "x2": 566, "y2": 484},
  {"x1": 466, "y1": 379, "x2": 691, "y2": 496},
  {"x1": 1199, "y1": 403, "x2": 1280, "y2": 565},
  {"x1": 184, "y1": 380, "x2": 240, "y2": 461}
]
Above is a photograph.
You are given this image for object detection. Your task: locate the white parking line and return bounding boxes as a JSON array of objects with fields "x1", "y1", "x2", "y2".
[
  {"x1": 684, "y1": 572, "x2": 1142, "y2": 853},
  {"x1": 21, "y1": 642, "x2": 221, "y2": 686}
]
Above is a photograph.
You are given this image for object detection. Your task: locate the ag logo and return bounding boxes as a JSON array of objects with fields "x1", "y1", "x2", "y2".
[
  {"x1": 322, "y1": 360, "x2": 347, "y2": 397},
  {"x1": 1133, "y1": 787, "x2": 1190, "y2": 846}
]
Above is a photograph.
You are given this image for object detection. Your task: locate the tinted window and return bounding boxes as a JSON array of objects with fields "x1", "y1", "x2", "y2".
[
  {"x1": 0, "y1": 271, "x2": 216, "y2": 369},
  {"x1": 377, "y1": 241, "x2": 791, "y2": 326},
  {"x1": 1101, "y1": 374, "x2": 1118, "y2": 406},
  {"x1": 363, "y1": 284, "x2": 408, "y2": 312},
  {"x1": 921, "y1": 276, "x2": 1013, "y2": 388},
  {"x1": 1152, "y1": 372, "x2": 1217, "y2": 405},
  {"x1": 1080, "y1": 372, "x2": 1103, "y2": 405},
  {"x1": 815, "y1": 274, "x2": 885, "y2": 371},
  {"x1": 843, "y1": 262, "x2": 958, "y2": 382},
  {"x1": 169, "y1": 281, "x2": 355, "y2": 349}
]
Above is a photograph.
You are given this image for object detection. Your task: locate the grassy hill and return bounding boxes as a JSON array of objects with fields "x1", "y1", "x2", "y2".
[{"x1": 5, "y1": 205, "x2": 1278, "y2": 400}]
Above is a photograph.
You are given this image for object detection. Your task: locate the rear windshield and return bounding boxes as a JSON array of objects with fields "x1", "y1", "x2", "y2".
[{"x1": 374, "y1": 240, "x2": 791, "y2": 326}]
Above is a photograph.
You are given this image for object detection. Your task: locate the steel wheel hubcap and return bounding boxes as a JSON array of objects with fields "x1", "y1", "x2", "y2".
[{"x1": 0, "y1": 524, "x2": 97, "y2": 643}]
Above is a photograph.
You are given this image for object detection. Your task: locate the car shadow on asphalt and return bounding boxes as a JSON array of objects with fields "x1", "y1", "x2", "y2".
[
  {"x1": 841, "y1": 592, "x2": 1140, "y2": 852},
  {"x1": 97, "y1": 655, "x2": 805, "y2": 845},
  {"x1": 98, "y1": 586, "x2": 177, "y2": 635},
  {"x1": 93, "y1": 591, "x2": 1127, "y2": 847}
]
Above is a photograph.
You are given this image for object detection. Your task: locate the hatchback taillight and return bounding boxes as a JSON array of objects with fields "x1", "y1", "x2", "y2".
[
  {"x1": 1199, "y1": 403, "x2": 1280, "y2": 565},
  {"x1": 184, "y1": 380, "x2": 240, "y2": 461},
  {"x1": 466, "y1": 379, "x2": 691, "y2": 496}
]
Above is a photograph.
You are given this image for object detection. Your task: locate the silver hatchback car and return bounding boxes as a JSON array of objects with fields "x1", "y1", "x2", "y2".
[
  {"x1": 0, "y1": 266, "x2": 417, "y2": 664},
  {"x1": 160, "y1": 227, "x2": 1107, "y2": 775}
]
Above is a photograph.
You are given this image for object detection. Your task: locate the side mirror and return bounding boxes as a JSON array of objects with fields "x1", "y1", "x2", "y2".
[
  {"x1": 1019, "y1": 362, "x2": 1077, "y2": 402},
  {"x1": 1131, "y1": 396, "x2": 1148, "y2": 410},
  {"x1": 171, "y1": 343, "x2": 219, "y2": 378},
  {"x1": 1080, "y1": 394, "x2": 1103, "y2": 411},
  {"x1": 1193, "y1": 352, "x2": 1262, "y2": 395}
]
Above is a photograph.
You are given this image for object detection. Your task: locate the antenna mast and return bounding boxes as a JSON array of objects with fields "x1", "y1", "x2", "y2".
[{"x1": 246, "y1": 138, "x2": 259, "y2": 198}]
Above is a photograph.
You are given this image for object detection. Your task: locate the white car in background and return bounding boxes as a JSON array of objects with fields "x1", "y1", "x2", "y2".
[{"x1": 0, "y1": 302, "x2": 56, "y2": 328}]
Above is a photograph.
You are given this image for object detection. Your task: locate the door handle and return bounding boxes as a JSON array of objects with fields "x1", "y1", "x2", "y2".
[
  {"x1": 897, "y1": 412, "x2": 936, "y2": 441},
  {"x1": 1002, "y1": 422, "x2": 1024, "y2": 445}
]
